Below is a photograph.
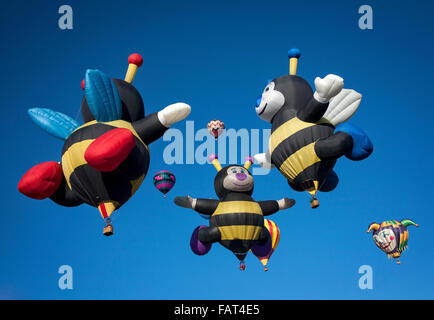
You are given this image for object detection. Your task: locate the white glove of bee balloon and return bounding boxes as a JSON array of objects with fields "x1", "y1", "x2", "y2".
[
  {"x1": 314, "y1": 74, "x2": 344, "y2": 104},
  {"x1": 254, "y1": 153, "x2": 275, "y2": 169},
  {"x1": 278, "y1": 198, "x2": 296, "y2": 210},
  {"x1": 174, "y1": 195, "x2": 196, "y2": 209},
  {"x1": 158, "y1": 103, "x2": 191, "y2": 128}
]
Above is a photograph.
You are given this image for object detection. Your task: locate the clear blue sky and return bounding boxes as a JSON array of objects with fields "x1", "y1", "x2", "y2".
[{"x1": 1, "y1": 0, "x2": 433, "y2": 299}]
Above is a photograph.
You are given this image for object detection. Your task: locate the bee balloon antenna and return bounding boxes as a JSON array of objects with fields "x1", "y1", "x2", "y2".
[
  {"x1": 125, "y1": 53, "x2": 143, "y2": 84},
  {"x1": 208, "y1": 154, "x2": 222, "y2": 172},
  {"x1": 288, "y1": 48, "x2": 301, "y2": 75}
]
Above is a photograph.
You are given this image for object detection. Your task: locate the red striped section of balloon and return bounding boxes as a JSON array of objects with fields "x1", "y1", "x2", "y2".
[{"x1": 207, "y1": 120, "x2": 225, "y2": 140}]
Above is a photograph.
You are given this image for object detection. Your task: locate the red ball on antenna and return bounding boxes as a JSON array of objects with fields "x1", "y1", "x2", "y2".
[
  {"x1": 81, "y1": 79, "x2": 85, "y2": 90},
  {"x1": 128, "y1": 53, "x2": 143, "y2": 67}
]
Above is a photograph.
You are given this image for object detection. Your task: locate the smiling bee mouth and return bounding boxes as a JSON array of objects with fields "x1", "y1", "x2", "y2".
[
  {"x1": 233, "y1": 182, "x2": 249, "y2": 187},
  {"x1": 258, "y1": 103, "x2": 268, "y2": 116}
]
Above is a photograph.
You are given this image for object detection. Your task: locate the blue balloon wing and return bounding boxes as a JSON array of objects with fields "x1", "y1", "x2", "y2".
[
  {"x1": 84, "y1": 69, "x2": 122, "y2": 122},
  {"x1": 335, "y1": 123, "x2": 373, "y2": 161},
  {"x1": 28, "y1": 108, "x2": 80, "y2": 140}
]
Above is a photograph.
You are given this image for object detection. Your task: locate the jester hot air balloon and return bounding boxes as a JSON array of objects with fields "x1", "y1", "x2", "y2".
[
  {"x1": 254, "y1": 48, "x2": 373, "y2": 209},
  {"x1": 174, "y1": 154, "x2": 295, "y2": 270},
  {"x1": 153, "y1": 170, "x2": 176, "y2": 197},
  {"x1": 366, "y1": 219, "x2": 418, "y2": 264},
  {"x1": 207, "y1": 119, "x2": 225, "y2": 140},
  {"x1": 18, "y1": 53, "x2": 191, "y2": 236},
  {"x1": 251, "y1": 219, "x2": 280, "y2": 271}
]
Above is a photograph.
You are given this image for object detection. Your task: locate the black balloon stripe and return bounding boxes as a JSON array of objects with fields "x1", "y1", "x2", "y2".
[
  {"x1": 210, "y1": 212, "x2": 264, "y2": 227},
  {"x1": 270, "y1": 122, "x2": 334, "y2": 168}
]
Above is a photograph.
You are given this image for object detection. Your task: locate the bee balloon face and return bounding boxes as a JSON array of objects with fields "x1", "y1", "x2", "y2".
[
  {"x1": 373, "y1": 228, "x2": 397, "y2": 253},
  {"x1": 223, "y1": 166, "x2": 254, "y2": 192},
  {"x1": 210, "y1": 154, "x2": 254, "y2": 198},
  {"x1": 255, "y1": 81, "x2": 285, "y2": 123}
]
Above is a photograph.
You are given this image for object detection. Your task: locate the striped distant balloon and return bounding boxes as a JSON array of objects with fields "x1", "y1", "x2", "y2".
[
  {"x1": 207, "y1": 119, "x2": 225, "y2": 140},
  {"x1": 153, "y1": 171, "x2": 176, "y2": 197},
  {"x1": 250, "y1": 219, "x2": 280, "y2": 271}
]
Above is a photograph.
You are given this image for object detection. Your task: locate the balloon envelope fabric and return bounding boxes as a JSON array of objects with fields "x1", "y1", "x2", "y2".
[{"x1": 153, "y1": 170, "x2": 176, "y2": 196}]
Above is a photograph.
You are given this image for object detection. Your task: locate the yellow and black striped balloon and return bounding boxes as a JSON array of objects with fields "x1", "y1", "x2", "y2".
[
  {"x1": 210, "y1": 194, "x2": 265, "y2": 252},
  {"x1": 270, "y1": 109, "x2": 336, "y2": 196},
  {"x1": 60, "y1": 119, "x2": 149, "y2": 218}
]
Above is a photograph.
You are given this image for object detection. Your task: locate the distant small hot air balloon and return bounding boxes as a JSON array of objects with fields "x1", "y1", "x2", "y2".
[
  {"x1": 153, "y1": 171, "x2": 176, "y2": 197},
  {"x1": 251, "y1": 219, "x2": 280, "y2": 271},
  {"x1": 207, "y1": 120, "x2": 225, "y2": 140}
]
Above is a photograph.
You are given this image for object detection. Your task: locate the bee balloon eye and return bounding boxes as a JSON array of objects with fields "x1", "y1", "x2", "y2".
[{"x1": 232, "y1": 169, "x2": 237, "y2": 173}]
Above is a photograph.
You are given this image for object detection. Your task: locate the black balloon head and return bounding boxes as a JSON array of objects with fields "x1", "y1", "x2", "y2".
[
  {"x1": 81, "y1": 78, "x2": 145, "y2": 123},
  {"x1": 272, "y1": 75, "x2": 313, "y2": 112},
  {"x1": 214, "y1": 165, "x2": 254, "y2": 199}
]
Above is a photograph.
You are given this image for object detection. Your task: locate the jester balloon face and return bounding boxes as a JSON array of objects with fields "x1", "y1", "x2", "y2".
[
  {"x1": 367, "y1": 220, "x2": 418, "y2": 263},
  {"x1": 373, "y1": 228, "x2": 397, "y2": 253},
  {"x1": 223, "y1": 166, "x2": 254, "y2": 193}
]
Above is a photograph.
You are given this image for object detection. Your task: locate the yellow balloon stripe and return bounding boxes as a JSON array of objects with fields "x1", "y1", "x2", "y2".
[
  {"x1": 278, "y1": 142, "x2": 321, "y2": 181},
  {"x1": 273, "y1": 223, "x2": 280, "y2": 250},
  {"x1": 265, "y1": 219, "x2": 280, "y2": 251},
  {"x1": 259, "y1": 258, "x2": 269, "y2": 267}
]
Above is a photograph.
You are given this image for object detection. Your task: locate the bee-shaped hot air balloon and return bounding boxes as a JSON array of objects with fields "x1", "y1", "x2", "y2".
[
  {"x1": 366, "y1": 219, "x2": 418, "y2": 264},
  {"x1": 174, "y1": 154, "x2": 295, "y2": 270},
  {"x1": 254, "y1": 48, "x2": 373, "y2": 208},
  {"x1": 18, "y1": 53, "x2": 191, "y2": 236}
]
